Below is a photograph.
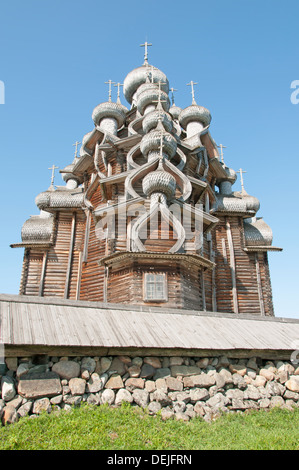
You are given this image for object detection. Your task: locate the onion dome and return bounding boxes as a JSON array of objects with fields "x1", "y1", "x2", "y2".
[
  {"x1": 244, "y1": 218, "x2": 273, "y2": 247},
  {"x1": 140, "y1": 130, "x2": 177, "y2": 160},
  {"x1": 169, "y1": 104, "x2": 182, "y2": 120},
  {"x1": 137, "y1": 86, "x2": 170, "y2": 116},
  {"x1": 142, "y1": 168, "x2": 176, "y2": 200},
  {"x1": 214, "y1": 194, "x2": 247, "y2": 213},
  {"x1": 142, "y1": 109, "x2": 173, "y2": 134},
  {"x1": 123, "y1": 64, "x2": 169, "y2": 105},
  {"x1": 240, "y1": 190, "x2": 260, "y2": 214},
  {"x1": 61, "y1": 161, "x2": 82, "y2": 189},
  {"x1": 21, "y1": 212, "x2": 54, "y2": 244},
  {"x1": 35, "y1": 188, "x2": 84, "y2": 210},
  {"x1": 92, "y1": 101, "x2": 126, "y2": 128},
  {"x1": 179, "y1": 104, "x2": 211, "y2": 129}
]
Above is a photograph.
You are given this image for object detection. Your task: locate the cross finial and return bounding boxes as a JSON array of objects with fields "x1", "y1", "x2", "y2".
[
  {"x1": 170, "y1": 87, "x2": 177, "y2": 105},
  {"x1": 114, "y1": 82, "x2": 124, "y2": 104},
  {"x1": 48, "y1": 164, "x2": 59, "y2": 188},
  {"x1": 73, "y1": 141, "x2": 81, "y2": 159},
  {"x1": 187, "y1": 81, "x2": 198, "y2": 104},
  {"x1": 217, "y1": 144, "x2": 227, "y2": 163},
  {"x1": 140, "y1": 41, "x2": 152, "y2": 65},
  {"x1": 152, "y1": 80, "x2": 168, "y2": 114},
  {"x1": 237, "y1": 168, "x2": 247, "y2": 192},
  {"x1": 105, "y1": 79, "x2": 115, "y2": 102}
]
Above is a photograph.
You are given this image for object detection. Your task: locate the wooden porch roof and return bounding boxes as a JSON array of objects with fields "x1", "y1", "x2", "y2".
[{"x1": 1, "y1": 294, "x2": 298, "y2": 359}]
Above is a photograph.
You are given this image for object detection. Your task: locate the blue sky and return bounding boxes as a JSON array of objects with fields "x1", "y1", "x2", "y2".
[{"x1": 0, "y1": 0, "x2": 298, "y2": 318}]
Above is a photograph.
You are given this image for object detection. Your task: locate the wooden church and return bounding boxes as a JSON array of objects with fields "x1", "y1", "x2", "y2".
[{"x1": 11, "y1": 44, "x2": 282, "y2": 317}]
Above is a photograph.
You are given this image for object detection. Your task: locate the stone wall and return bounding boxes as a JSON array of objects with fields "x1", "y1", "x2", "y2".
[{"x1": 1, "y1": 354, "x2": 299, "y2": 425}]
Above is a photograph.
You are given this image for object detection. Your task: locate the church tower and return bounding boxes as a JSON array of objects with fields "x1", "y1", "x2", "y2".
[{"x1": 11, "y1": 45, "x2": 282, "y2": 315}]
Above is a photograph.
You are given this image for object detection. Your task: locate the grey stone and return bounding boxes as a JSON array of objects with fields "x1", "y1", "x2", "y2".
[
  {"x1": 64, "y1": 395, "x2": 82, "y2": 406},
  {"x1": 140, "y1": 363, "x2": 155, "y2": 379},
  {"x1": 175, "y1": 411, "x2": 189, "y2": 421},
  {"x1": 145, "y1": 380, "x2": 156, "y2": 393},
  {"x1": 125, "y1": 378, "x2": 144, "y2": 392},
  {"x1": 101, "y1": 389, "x2": 115, "y2": 405},
  {"x1": 270, "y1": 396, "x2": 285, "y2": 408},
  {"x1": 160, "y1": 407, "x2": 174, "y2": 420},
  {"x1": 232, "y1": 373, "x2": 247, "y2": 390},
  {"x1": 185, "y1": 374, "x2": 216, "y2": 389},
  {"x1": 171, "y1": 365, "x2": 201, "y2": 377},
  {"x1": 127, "y1": 365, "x2": 141, "y2": 378},
  {"x1": 32, "y1": 398, "x2": 51, "y2": 414},
  {"x1": 194, "y1": 401, "x2": 206, "y2": 417},
  {"x1": 265, "y1": 381, "x2": 285, "y2": 396},
  {"x1": 69, "y1": 378, "x2": 86, "y2": 395},
  {"x1": 86, "y1": 393, "x2": 101, "y2": 406},
  {"x1": 153, "y1": 368, "x2": 171, "y2": 381},
  {"x1": 144, "y1": 357, "x2": 161, "y2": 369},
  {"x1": 196, "y1": 358, "x2": 210, "y2": 369},
  {"x1": 81, "y1": 357, "x2": 96, "y2": 374},
  {"x1": 207, "y1": 392, "x2": 229, "y2": 409},
  {"x1": 132, "y1": 389, "x2": 149, "y2": 408},
  {"x1": 1, "y1": 376, "x2": 16, "y2": 402},
  {"x1": 230, "y1": 399, "x2": 248, "y2": 410},
  {"x1": 18, "y1": 401, "x2": 33, "y2": 417},
  {"x1": 6, "y1": 395, "x2": 22, "y2": 410},
  {"x1": 5, "y1": 358, "x2": 18, "y2": 372},
  {"x1": 105, "y1": 375, "x2": 123, "y2": 390},
  {"x1": 259, "y1": 398, "x2": 271, "y2": 408},
  {"x1": 16, "y1": 363, "x2": 30, "y2": 378},
  {"x1": 169, "y1": 357, "x2": 184, "y2": 366},
  {"x1": 115, "y1": 388, "x2": 133, "y2": 406},
  {"x1": 96, "y1": 357, "x2": 112, "y2": 374},
  {"x1": 86, "y1": 373, "x2": 104, "y2": 393},
  {"x1": 244, "y1": 385, "x2": 261, "y2": 401},
  {"x1": 148, "y1": 401, "x2": 161, "y2": 415},
  {"x1": 174, "y1": 401, "x2": 186, "y2": 413},
  {"x1": 189, "y1": 388, "x2": 209, "y2": 403},
  {"x1": 218, "y1": 368, "x2": 233, "y2": 385},
  {"x1": 109, "y1": 357, "x2": 126, "y2": 376},
  {"x1": 50, "y1": 395, "x2": 63, "y2": 405},
  {"x1": 165, "y1": 376, "x2": 183, "y2": 392},
  {"x1": 18, "y1": 371, "x2": 62, "y2": 400},
  {"x1": 152, "y1": 390, "x2": 171, "y2": 407},
  {"x1": 226, "y1": 388, "x2": 244, "y2": 401},
  {"x1": 155, "y1": 378, "x2": 168, "y2": 392},
  {"x1": 285, "y1": 377, "x2": 299, "y2": 393},
  {"x1": 2, "y1": 405, "x2": 19, "y2": 425},
  {"x1": 52, "y1": 360, "x2": 80, "y2": 380}
]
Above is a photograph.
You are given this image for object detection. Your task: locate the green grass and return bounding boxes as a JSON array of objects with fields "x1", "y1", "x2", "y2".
[{"x1": 0, "y1": 404, "x2": 298, "y2": 450}]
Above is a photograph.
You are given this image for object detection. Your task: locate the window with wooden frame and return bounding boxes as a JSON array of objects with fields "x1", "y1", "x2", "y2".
[{"x1": 143, "y1": 272, "x2": 167, "y2": 302}]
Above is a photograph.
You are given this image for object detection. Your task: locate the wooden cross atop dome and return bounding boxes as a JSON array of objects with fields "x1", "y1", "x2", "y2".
[
  {"x1": 187, "y1": 81, "x2": 198, "y2": 104},
  {"x1": 140, "y1": 41, "x2": 152, "y2": 65}
]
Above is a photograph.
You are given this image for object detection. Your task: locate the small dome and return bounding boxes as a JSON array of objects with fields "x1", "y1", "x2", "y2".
[
  {"x1": 92, "y1": 101, "x2": 126, "y2": 128},
  {"x1": 140, "y1": 130, "x2": 177, "y2": 160},
  {"x1": 222, "y1": 166, "x2": 237, "y2": 184},
  {"x1": 233, "y1": 189, "x2": 260, "y2": 214},
  {"x1": 169, "y1": 104, "x2": 182, "y2": 120},
  {"x1": 179, "y1": 104, "x2": 211, "y2": 129},
  {"x1": 142, "y1": 109, "x2": 173, "y2": 134},
  {"x1": 244, "y1": 218, "x2": 273, "y2": 246},
  {"x1": 21, "y1": 214, "x2": 54, "y2": 243},
  {"x1": 137, "y1": 86, "x2": 170, "y2": 116},
  {"x1": 214, "y1": 194, "x2": 247, "y2": 213},
  {"x1": 241, "y1": 190, "x2": 260, "y2": 214},
  {"x1": 123, "y1": 64, "x2": 169, "y2": 104},
  {"x1": 142, "y1": 169, "x2": 176, "y2": 200}
]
